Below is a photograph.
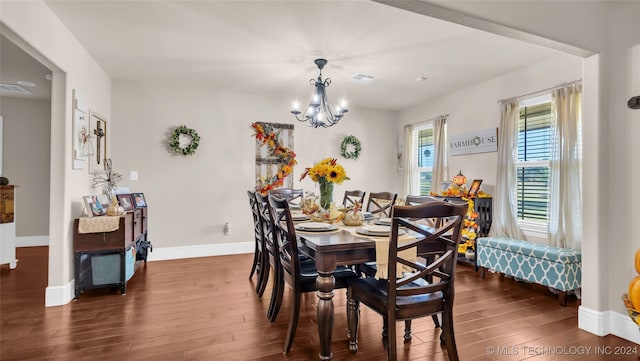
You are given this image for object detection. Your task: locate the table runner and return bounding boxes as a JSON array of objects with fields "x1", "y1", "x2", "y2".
[{"x1": 78, "y1": 216, "x2": 120, "y2": 234}]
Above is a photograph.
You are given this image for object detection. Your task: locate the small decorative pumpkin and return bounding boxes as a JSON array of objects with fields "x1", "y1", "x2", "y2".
[{"x1": 453, "y1": 170, "x2": 467, "y2": 187}]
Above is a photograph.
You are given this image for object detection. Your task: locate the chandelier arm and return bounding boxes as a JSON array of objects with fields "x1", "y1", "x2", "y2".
[{"x1": 291, "y1": 58, "x2": 347, "y2": 128}]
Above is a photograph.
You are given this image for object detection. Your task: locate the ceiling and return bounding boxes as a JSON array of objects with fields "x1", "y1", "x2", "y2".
[
  {"x1": 10, "y1": 1, "x2": 568, "y2": 111},
  {"x1": 0, "y1": 35, "x2": 52, "y2": 100}
]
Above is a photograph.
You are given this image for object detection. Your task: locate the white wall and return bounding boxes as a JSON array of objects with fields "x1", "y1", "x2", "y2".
[
  {"x1": 111, "y1": 81, "x2": 398, "y2": 256},
  {"x1": 411, "y1": 0, "x2": 640, "y2": 344},
  {"x1": 398, "y1": 55, "x2": 583, "y2": 193},
  {"x1": 1, "y1": 0, "x2": 111, "y2": 306},
  {"x1": 0, "y1": 97, "x2": 50, "y2": 238}
]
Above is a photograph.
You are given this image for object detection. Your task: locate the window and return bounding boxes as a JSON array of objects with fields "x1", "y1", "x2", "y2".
[
  {"x1": 411, "y1": 123, "x2": 434, "y2": 195},
  {"x1": 515, "y1": 98, "x2": 552, "y2": 224}
]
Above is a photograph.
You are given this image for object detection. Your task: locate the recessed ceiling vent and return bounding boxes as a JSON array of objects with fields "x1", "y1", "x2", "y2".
[
  {"x1": 352, "y1": 73, "x2": 375, "y2": 83},
  {"x1": 0, "y1": 83, "x2": 32, "y2": 95}
]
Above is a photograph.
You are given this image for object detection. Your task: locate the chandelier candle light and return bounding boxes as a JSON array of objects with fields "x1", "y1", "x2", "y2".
[{"x1": 291, "y1": 59, "x2": 348, "y2": 128}]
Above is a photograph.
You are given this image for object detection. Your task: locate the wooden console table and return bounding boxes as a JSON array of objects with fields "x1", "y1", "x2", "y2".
[{"x1": 73, "y1": 208, "x2": 149, "y2": 296}]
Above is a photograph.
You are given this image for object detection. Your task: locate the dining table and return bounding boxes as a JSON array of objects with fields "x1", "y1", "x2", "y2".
[
  {"x1": 296, "y1": 223, "x2": 375, "y2": 361},
  {"x1": 294, "y1": 215, "x2": 433, "y2": 361}
]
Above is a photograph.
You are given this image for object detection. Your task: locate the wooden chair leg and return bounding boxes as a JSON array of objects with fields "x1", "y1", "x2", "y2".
[
  {"x1": 249, "y1": 245, "x2": 259, "y2": 279},
  {"x1": 441, "y1": 310, "x2": 459, "y2": 361},
  {"x1": 283, "y1": 290, "x2": 301, "y2": 354},
  {"x1": 267, "y1": 266, "x2": 283, "y2": 322},
  {"x1": 382, "y1": 318, "x2": 389, "y2": 339},
  {"x1": 404, "y1": 320, "x2": 412, "y2": 341},
  {"x1": 431, "y1": 314, "x2": 441, "y2": 328},
  {"x1": 347, "y1": 289, "x2": 359, "y2": 353},
  {"x1": 256, "y1": 254, "x2": 269, "y2": 297},
  {"x1": 387, "y1": 315, "x2": 397, "y2": 361}
]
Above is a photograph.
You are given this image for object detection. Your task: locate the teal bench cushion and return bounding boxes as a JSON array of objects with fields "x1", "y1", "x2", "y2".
[{"x1": 477, "y1": 237, "x2": 581, "y2": 292}]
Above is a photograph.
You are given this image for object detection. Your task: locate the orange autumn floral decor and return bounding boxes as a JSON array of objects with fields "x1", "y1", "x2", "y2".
[{"x1": 251, "y1": 122, "x2": 297, "y2": 194}]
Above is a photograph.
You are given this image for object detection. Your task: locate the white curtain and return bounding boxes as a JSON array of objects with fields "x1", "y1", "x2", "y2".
[
  {"x1": 401, "y1": 124, "x2": 414, "y2": 199},
  {"x1": 489, "y1": 100, "x2": 525, "y2": 239},
  {"x1": 431, "y1": 115, "x2": 447, "y2": 194},
  {"x1": 549, "y1": 84, "x2": 582, "y2": 249}
]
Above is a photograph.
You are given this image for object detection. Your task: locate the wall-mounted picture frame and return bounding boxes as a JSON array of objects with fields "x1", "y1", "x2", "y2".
[
  {"x1": 467, "y1": 179, "x2": 483, "y2": 198},
  {"x1": 83, "y1": 195, "x2": 106, "y2": 217},
  {"x1": 72, "y1": 89, "x2": 89, "y2": 170},
  {"x1": 441, "y1": 181, "x2": 451, "y2": 192},
  {"x1": 116, "y1": 194, "x2": 135, "y2": 212},
  {"x1": 132, "y1": 193, "x2": 147, "y2": 208},
  {"x1": 88, "y1": 110, "x2": 108, "y2": 174}
]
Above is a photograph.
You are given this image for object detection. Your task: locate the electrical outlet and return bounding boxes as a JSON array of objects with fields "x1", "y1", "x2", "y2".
[{"x1": 223, "y1": 222, "x2": 231, "y2": 235}]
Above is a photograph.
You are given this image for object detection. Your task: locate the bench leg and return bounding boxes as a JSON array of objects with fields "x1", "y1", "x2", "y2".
[
  {"x1": 498, "y1": 272, "x2": 505, "y2": 280},
  {"x1": 558, "y1": 291, "x2": 567, "y2": 306},
  {"x1": 479, "y1": 267, "x2": 486, "y2": 279}
]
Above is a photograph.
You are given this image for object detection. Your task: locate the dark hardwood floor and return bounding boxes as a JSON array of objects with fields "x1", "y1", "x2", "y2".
[{"x1": 1, "y1": 247, "x2": 638, "y2": 360}]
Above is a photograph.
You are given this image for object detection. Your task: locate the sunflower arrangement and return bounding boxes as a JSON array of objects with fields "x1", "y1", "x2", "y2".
[
  {"x1": 300, "y1": 158, "x2": 349, "y2": 184},
  {"x1": 300, "y1": 158, "x2": 349, "y2": 210}
]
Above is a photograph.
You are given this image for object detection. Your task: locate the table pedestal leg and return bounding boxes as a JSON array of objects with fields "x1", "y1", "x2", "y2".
[{"x1": 317, "y1": 271, "x2": 335, "y2": 361}]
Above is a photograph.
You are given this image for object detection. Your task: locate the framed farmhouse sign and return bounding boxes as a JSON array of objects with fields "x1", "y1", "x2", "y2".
[{"x1": 449, "y1": 128, "x2": 498, "y2": 156}]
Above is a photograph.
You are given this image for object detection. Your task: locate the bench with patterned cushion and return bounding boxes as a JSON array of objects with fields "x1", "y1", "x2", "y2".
[{"x1": 476, "y1": 237, "x2": 581, "y2": 306}]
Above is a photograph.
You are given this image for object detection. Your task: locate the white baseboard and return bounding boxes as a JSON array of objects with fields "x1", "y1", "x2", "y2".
[
  {"x1": 578, "y1": 306, "x2": 640, "y2": 344},
  {"x1": 45, "y1": 279, "x2": 74, "y2": 307},
  {"x1": 610, "y1": 310, "x2": 640, "y2": 344},
  {"x1": 146, "y1": 242, "x2": 253, "y2": 262},
  {"x1": 45, "y1": 242, "x2": 253, "y2": 307},
  {"x1": 16, "y1": 235, "x2": 49, "y2": 247}
]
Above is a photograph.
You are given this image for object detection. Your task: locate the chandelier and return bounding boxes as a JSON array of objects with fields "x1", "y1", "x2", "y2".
[{"x1": 291, "y1": 58, "x2": 348, "y2": 128}]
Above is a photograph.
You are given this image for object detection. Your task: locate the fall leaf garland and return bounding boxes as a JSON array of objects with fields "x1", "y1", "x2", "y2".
[{"x1": 251, "y1": 122, "x2": 297, "y2": 194}]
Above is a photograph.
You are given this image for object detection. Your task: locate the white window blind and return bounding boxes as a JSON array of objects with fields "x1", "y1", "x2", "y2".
[
  {"x1": 411, "y1": 123, "x2": 434, "y2": 195},
  {"x1": 515, "y1": 100, "x2": 551, "y2": 223}
]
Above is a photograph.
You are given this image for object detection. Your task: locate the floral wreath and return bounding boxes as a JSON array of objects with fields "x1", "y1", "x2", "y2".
[
  {"x1": 251, "y1": 122, "x2": 297, "y2": 194},
  {"x1": 169, "y1": 125, "x2": 200, "y2": 155},
  {"x1": 340, "y1": 135, "x2": 361, "y2": 160}
]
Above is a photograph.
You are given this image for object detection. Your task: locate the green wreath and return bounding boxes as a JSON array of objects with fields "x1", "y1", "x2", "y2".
[
  {"x1": 340, "y1": 135, "x2": 362, "y2": 160},
  {"x1": 169, "y1": 125, "x2": 200, "y2": 155}
]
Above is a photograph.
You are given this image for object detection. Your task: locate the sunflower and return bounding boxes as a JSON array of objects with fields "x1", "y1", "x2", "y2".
[{"x1": 300, "y1": 158, "x2": 350, "y2": 184}]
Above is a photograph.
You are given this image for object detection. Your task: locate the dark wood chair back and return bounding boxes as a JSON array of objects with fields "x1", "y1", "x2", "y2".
[
  {"x1": 254, "y1": 191, "x2": 281, "y2": 321},
  {"x1": 247, "y1": 191, "x2": 268, "y2": 296},
  {"x1": 366, "y1": 191, "x2": 398, "y2": 217},
  {"x1": 343, "y1": 190, "x2": 366, "y2": 207},
  {"x1": 267, "y1": 195, "x2": 301, "y2": 294},
  {"x1": 347, "y1": 201, "x2": 468, "y2": 361}
]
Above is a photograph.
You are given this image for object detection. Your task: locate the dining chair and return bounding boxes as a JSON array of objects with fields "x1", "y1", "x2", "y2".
[
  {"x1": 268, "y1": 188, "x2": 304, "y2": 208},
  {"x1": 366, "y1": 191, "x2": 398, "y2": 217},
  {"x1": 405, "y1": 194, "x2": 441, "y2": 205},
  {"x1": 254, "y1": 192, "x2": 281, "y2": 321},
  {"x1": 247, "y1": 190, "x2": 268, "y2": 297},
  {"x1": 343, "y1": 190, "x2": 366, "y2": 207},
  {"x1": 347, "y1": 201, "x2": 468, "y2": 361},
  {"x1": 267, "y1": 194, "x2": 359, "y2": 354}
]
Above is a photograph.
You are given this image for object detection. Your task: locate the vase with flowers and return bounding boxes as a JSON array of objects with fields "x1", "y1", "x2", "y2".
[{"x1": 300, "y1": 158, "x2": 349, "y2": 210}]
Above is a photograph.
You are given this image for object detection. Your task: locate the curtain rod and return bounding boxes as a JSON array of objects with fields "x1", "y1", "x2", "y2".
[
  {"x1": 497, "y1": 79, "x2": 582, "y2": 104},
  {"x1": 405, "y1": 113, "x2": 449, "y2": 128}
]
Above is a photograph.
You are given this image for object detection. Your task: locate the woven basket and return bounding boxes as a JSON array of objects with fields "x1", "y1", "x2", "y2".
[{"x1": 622, "y1": 294, "x2": 640, "y2": 327}]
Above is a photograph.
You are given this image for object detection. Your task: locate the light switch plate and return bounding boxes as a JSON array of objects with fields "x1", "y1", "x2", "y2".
[{"x1": 130, "y1": 171, "x2": 138, "y2": 181}]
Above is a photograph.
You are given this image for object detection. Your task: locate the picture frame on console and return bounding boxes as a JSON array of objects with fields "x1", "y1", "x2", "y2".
[
  {"x1": 83, "y1": 195, "x2": 106, "y2": 217},
  {"x1": 467, "y1": 179, "x2": 483, "y2": 198},
  {"x1": 132, "y1": 193, "x2": 147, "y2": 208},
  {"x1": 116, "y1": 194, "x2": 135, "y2": 212}
]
